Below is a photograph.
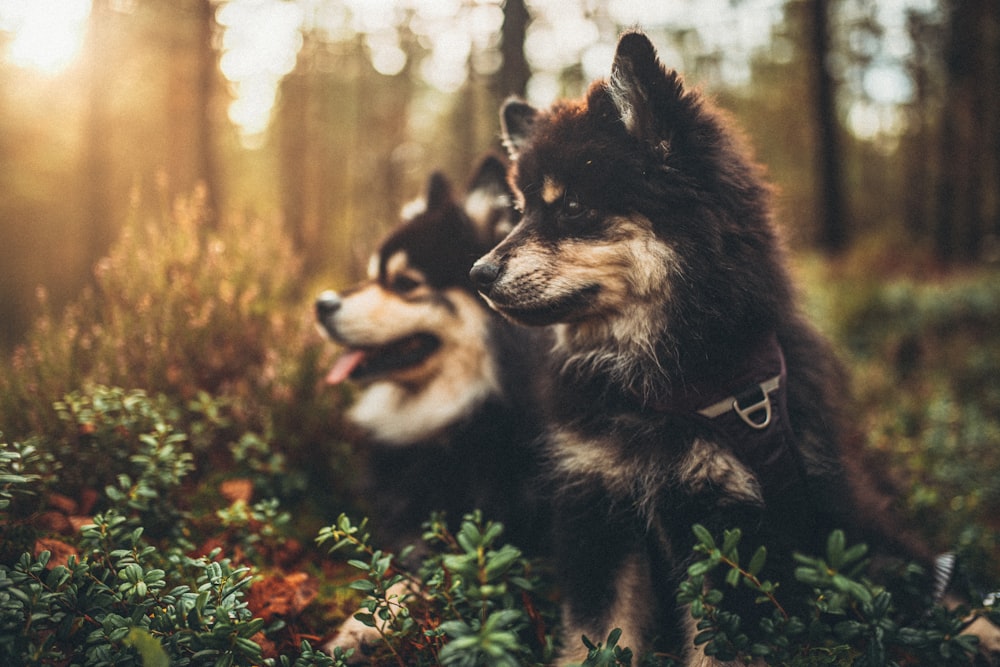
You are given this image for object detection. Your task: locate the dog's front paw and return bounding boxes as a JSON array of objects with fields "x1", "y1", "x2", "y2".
[
  {"x1": 324, "y1": 614, "x2": 383, "y2": 664},
  {"x1": 963, "y1": 615, "x2": 1000, "y2": 665}
]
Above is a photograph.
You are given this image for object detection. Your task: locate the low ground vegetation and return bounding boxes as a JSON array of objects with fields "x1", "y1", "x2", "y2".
[{"x1": 1, "y1": 205, "x2": 998, "y2": 664}]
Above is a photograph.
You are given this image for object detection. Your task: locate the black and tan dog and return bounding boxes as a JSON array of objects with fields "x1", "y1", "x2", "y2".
[
  {"x1": 470, "y1": 32, "x2": 960, "y2": 664},
  {"x1": 317, "y1": 156, "x2": 550, "y2": 656},
  {"x1": 317, "y1": 155, "x2": 547, "y2": 554}
]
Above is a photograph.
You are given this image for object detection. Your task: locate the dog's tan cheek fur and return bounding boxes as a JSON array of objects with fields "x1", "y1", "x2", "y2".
[
  {"x1": 549, "y1": 218, "x2": 677, "y2": 310},
  {"x1": 347, "y1": 289, "x2": 500, "y2": 445}
]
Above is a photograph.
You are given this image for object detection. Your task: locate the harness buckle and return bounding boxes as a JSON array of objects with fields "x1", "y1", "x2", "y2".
[{"x1": 733, "y1": 385, "x2": 772, "y2": 429}]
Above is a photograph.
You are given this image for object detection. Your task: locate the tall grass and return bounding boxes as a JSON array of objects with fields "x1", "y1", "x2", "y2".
[{"x1": 0, "y1": 187, "x2": 357, "y2": 537}]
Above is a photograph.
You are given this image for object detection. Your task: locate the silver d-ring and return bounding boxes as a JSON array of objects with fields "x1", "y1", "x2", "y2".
[{"x1": 733, "y1": 392, "x2": 772, "y2": 429}]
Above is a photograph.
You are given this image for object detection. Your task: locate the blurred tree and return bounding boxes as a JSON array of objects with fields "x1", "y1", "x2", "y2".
[
  {"x1": 899, "y1": 8, "x2": 942, "y2": 241},
  {"x1": 195, "y1": 0, "x2": 223, "y2": 221},
  {"x1": 163, "y1": 0, "x2": 224, "y2": 222},
  {"x1": 276, "y1": 30, "x2": 418, "y2": 279},
  {"x1": 724, "y1": 5, "x2": 817, "y2": 247},
  {"x1": 933, "y1": 0, "x2": 1000, "y2": 262},
  {"x1": 496, "y1": 0, "x2": 530, "y2": 99},
  {"x1": 81, "y1": 0, "x2": 117, "y2": 270},
  {"x1": 808, "y1": 0, "x2": 847, "y2": 253}
]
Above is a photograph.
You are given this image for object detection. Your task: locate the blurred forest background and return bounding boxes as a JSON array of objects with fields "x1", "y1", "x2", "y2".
[
  {"x1": 1, "y1": 0, "x2": 998, "y2": 348},
  {"x1": 1, "y1": 2, "x2": 999, "y2": 661}
]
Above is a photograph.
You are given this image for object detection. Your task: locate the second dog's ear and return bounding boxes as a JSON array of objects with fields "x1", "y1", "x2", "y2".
[
  {"x1": 466, "y1": 154, "x2": 507, "y2": 197},
  {"x1": 500, "y1": 98, "x2": 538, "y2": 160},
  {"x1": 425, "y1": 172, "x2": 453, "y2": 212},
  {"x1": 464, "y1": 155, "x2": 517, "y2": 244}
]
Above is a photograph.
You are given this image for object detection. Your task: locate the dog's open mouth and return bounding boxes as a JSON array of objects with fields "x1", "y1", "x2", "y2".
[{"x1": 326, "y1": 333, "x2": 441, "y2": 384}]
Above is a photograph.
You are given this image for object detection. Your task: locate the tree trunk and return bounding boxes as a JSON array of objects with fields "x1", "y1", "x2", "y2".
[
  {"x1": 496, "y1": 0, "x2": 531, "y2": 100},
  {"x1": 809, "y1": 0, "x2": 847, "y2": 254},
  {"x1": 902, "y1": 11, "x2": 936, "y2": 240},
  {"x1": 278, "y1": 53, "x2": 309, "y2": 256},
  {"x1": 82, "y1": 0, "x2": 116, "y2": 263},
  {"x1": 195, "y1": 0, "x2": 221, "y2": 222},
  {"x1": 933, "y1": 0, "x2": 997, "y2": 263}
]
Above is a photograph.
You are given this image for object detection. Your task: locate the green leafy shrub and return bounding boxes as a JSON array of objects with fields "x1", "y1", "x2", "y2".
[
  {"x1": 0, "y1": 193, "x2": 360, "y2": 664},
  {"x1": 317, "y1": 511, "x2": 559, "y2": 667},
  {"x1": 677, "y1": 525, "x2": 995, "y2": 666},
  {"x1": 315, "y1": 515, "x2": 1000, "y2": 666},
  {"x1": 0, "y1": 441, "x2": 54, "y2": 564},
  {"x1": 802, "y1": 266, "x2": 1000, "y2": 581},
  {"x1": 2, "y1": 519, "x2": 270, "y2": 665},
  {"x1": 0, "y1": 407, "x2": 341, "y2": 665}
]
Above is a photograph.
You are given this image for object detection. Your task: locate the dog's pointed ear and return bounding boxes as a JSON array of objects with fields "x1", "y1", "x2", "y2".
[
  {"x1": 500, "y1": 98, "x2": 538, "y2": 160},
  {"x1": 607, "y1": 31, "x2": 681, "y2": 144},
  {"x1": 466, "y1": 154, "x2": 508, "y2": 196},
  {"x1": 425, "y1": 171, "x2": 454, "y2": 212},
  {"x1": 464, "y1": 154, "x2": 516, "y2": 244}
]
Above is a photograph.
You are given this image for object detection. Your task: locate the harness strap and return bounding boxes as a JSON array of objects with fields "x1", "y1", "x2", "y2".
[
  {"x1": 697, "y1": 373, "x2": 782, "y2": 427},
  {"x1": 643, "y1": 334, "x2": 807, "y2": 502}
]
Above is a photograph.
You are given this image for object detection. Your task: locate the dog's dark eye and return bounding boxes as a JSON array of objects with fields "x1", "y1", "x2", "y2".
[
  {"x1": 559, "y1": 194, "x2": 597, "y2": 228},
  {"x1": 563, "y1": 197, "x2": 586, "y2": 218},
  {"x1": 390, "y1": 275, "x2": 421, "y2": 293}
]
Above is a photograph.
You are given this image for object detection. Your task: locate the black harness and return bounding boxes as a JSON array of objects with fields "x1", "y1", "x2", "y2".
[
  {"x1": 642, "y1": 333, "x2": 806, "y2": 502},
  {"x1": 641, "y1": 339, "x2": 992, "y2": 610}
]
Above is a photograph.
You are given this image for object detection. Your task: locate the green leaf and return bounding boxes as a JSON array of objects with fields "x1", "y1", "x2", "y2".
[
  {"x1": 693, "y1": 629, "x2": 716, "y2": 645},
  {"x1": 842, "y1": 543, "x2": 868, "y2": 565},
  {"x1": 794, "y1": 566, "x2": 824, "y2": 587},
  {"x1": 125, "y1": 628, "x2": 170, "y2": 667},
  {"x1": 482, "y1": 521, "x2": 505, "y2": 545},
  {"x1": 690, "y1": 599, "x2": 705, "y2": 619},
  {"x1": 721, "y1": 528, "x2": 742, "y2": 557},
  {"x1": 826, "y1": 530, "x2": 846, "y2": 568},
  {"x1": 748, "y1": 546, "x2": 767, "y2": 577},
  {"x1": 687, "y1": 560, "x2": 712, "y2": 578},
  {"x1": 483, "y1": 546, "x2": 522, "y2": 579},
  {"x1": 692, "y1": 524, "x2": 716, "y2": 550},
  {"x1": 349, "y1": 579, "x2": 375, "y2": 593},
  {"x1": 353, "y1": 612, "x2": 376, "y2": 628}
]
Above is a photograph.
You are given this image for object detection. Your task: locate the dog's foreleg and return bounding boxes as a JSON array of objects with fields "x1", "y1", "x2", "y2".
[
  {"x1": 555, "y1": 547, "x2": 655, "y2": 665},
  {"x1": 548, "y1": 475, "x2": 664, "y2": 665}
]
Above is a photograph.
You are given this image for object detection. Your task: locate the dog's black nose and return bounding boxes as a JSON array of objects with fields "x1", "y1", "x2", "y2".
[
  {"x1": 469, "y1": 261, "x2": 501, "y2": 290},
  {"x1": 315, "y1": 291, "x2": 342, "y2": 320}
]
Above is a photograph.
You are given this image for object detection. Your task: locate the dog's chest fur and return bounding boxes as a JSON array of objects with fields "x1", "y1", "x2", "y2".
[{"x1": 547, "y1": 401, "x2": 765, "y2": 520}]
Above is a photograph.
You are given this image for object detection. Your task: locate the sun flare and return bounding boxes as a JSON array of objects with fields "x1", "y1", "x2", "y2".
[{"x1": 1, "y1": 0, "x2": 91, "y2": 75}]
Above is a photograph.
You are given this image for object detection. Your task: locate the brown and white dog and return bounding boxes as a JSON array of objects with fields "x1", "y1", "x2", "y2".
[{"x1": 316, "y1": 156, "x2": 550, "y2": 656}]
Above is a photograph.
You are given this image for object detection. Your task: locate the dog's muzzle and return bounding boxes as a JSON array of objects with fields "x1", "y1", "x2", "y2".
[
  {"x1": 315, "y1": 290, "x2": 342, "y2": 334},
  {"x1": 469, "y1": 260, "x2": 502, "y2": 296}
]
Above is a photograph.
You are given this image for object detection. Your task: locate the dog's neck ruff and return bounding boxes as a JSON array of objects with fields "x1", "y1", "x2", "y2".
[{"x1": 642, "y1": 334, "x2": 805, "y2": 499}]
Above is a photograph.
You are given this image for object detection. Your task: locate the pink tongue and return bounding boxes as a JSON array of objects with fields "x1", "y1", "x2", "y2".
[{"x1": 325, "y1": 349, "x2": 367, "y2": 385}]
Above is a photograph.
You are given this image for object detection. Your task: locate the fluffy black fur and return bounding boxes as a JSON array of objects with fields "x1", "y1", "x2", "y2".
[{"x1": 472, "y1": 32, "x2": 931, "y2": 664}]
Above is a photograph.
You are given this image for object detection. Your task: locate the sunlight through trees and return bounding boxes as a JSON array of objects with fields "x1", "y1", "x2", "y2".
[{"x1": 0, "y1": 0, "x2": 997, "y2": 346}]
